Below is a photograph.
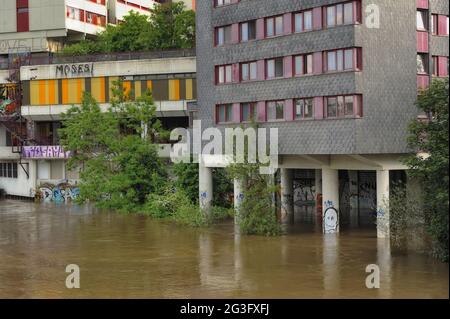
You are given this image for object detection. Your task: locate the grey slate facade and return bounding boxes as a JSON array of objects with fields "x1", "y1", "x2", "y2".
[{"x1": 196, "y1": 0, "x2": 449, "y2": 156}]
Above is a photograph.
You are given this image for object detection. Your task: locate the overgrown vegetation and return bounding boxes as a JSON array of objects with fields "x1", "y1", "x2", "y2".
[
  {"x1": 59, "y1": 83, "x2": 229, "y2": 227},
  {"x1": 61, "y1": 3, "x2": 195, "y2": 55},
  {"x1": 402, "y1": 78, "x2": 449, "y2": 262},
  {"x1": 385, "y1": 183, "x2": 427, "y2": 252},
  {"x1": 227, "y1": 133, "x2": 281, "y2": 236},
  {"x1": 173, "y1": 161, "x2": 233, "y2": 208}
]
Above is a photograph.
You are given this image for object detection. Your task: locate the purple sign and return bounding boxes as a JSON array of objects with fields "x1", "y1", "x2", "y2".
[{"x1": 22, "y1": 146, "x2": 71, "y2": 159}]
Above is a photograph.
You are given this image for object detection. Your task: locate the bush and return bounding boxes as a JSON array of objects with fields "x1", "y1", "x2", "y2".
[
  {"x1": 238, "y1": 177, "x2": 281, "y2": 236},
  {"x1": 142, "y1": 185, "x2": 233, "y2": 227},
  {"x1": 386, "y1": 183, "x2": 427, "y2": 251}
]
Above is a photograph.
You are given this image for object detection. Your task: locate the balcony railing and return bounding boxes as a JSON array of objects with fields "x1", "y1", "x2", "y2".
[{"x1": 0, "y1": 49, "x2": 196, "y2": 70}]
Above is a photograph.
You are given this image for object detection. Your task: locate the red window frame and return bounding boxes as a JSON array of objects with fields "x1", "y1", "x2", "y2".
[
  {"x1": 324, "y1": 1, "x2": 360, "y2": 28},
  {"x1": 324, "y1": 94, "x2": 362, "y2": 118},
  {"x1": 294, "y1": 98, "x2": 315, "y2": 120},
  {"x1": 324, "y1": 48, "x2": 362, "y2": 72},
  {"x1": 266, "y1": 100, "x2": 285, "y2": 121},
  {"x1": 265, "y1": 15, "x2": 284, "y2": 38},
  {"x1": 216, "y1": 104, "x2": 234, "y2": 124},
  {"x1": 215, "y1": 64, "x2": 233, "y2": 84},
  {"x1": 293, "y1": 10, "x2": 313, "y2": 33},
  {"x1": 240, "y1": 61, "x2": 257, "y2": 81},
  {"x1": 293, "y1": 54, "x2": 313, "y2": 76},
  {"x1": 240, "y1": 102, "x2": 256, "y2": 123},
  {"x1": 265, "y1": 57, "x2": 284, "y2": 79}
]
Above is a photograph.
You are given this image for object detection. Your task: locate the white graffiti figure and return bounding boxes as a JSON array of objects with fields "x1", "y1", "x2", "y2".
[
  {"x1": 323, "y1": 207, "x2": 339, "y2": 234},
  {"x1": 40, "y1": 187, "x2": 53, "y2": 202}
]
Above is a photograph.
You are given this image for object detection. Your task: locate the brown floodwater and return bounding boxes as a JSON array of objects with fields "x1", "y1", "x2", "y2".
[{"x1": 0, "y1": 200, "x2": 448, "y2": 299}]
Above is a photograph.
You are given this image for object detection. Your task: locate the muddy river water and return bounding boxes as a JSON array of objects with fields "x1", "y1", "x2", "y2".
[{"x1": 0, "y1": 200, "x2": 448, "y2": 298}]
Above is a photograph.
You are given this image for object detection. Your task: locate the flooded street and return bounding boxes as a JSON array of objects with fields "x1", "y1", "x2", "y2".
[{"x1": 0, "y1": 200, "x2": 448, "y2": 299}]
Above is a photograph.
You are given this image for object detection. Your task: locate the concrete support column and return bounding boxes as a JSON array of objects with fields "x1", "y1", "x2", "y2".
[
  {"x1": 280, "y1": 168, "x2": 294, "y2": 224},
  {"x1": 322, "y1": 168, "x2": 339, "y2": 234},
  {"x1": 233, "y1": 178, "x2": 245, "y2": 224},
  {"x1": 348, "y1": 170, "x2": 359, "y2": 228},
  {"x1": 376, "y1": 170, "x2": 390, "y2": 238},
  {"x1": 199, "y1": 162, "x2": 213, "y2": 213}
]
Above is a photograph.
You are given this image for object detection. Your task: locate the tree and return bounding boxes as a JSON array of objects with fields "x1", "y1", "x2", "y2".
[
  {"x1": 404, "y1": 78, "x2": 449, "y2": 262},
  {"x1": 59, "y1": 84, "x2": 167, "y2": 211}
]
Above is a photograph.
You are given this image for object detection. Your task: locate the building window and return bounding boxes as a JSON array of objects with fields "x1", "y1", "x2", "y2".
[
  {"x1": 326, "y1": 48, "x2": 360, "y2": 72},
  {"x1": 266, "y1": 58, "x2": 284, "y2": 79},
  {"x1": 326, "y1": 2, "x2": 355, "y2": 28},
  {"x1": 417, "y1": 54, "x2": 429, "y2": 74},
  {"x1": 294, "y1": 10, "x2": 313, "y2": 33},
  {"x1": 325, "y1": 95, "x2": 361, "y2": 118},
  {"x1": 216, "y1": 65, "x2": 233, "y2": 84},
  {"x1": 432, "y1": 56, "x2": 449, "y2": 77},
  {"x1": 0, "y1": 163, "x2": 18, "y2": 179},
  {"x1": 295, "y1": 98, "x2": 314, "y2": 120},
  {"x1": 215, "y1": 0, "x2": 233, "y2": 7},
  {"x1": 265, "y1": 15, "x2": 283, "y2": 37},
  {"x1": 216, "y1": 25, "x2": 232, "y2": 46},
  {"x1": 216, "y1": 104, "x2": 233, "y2": 123},
  {"x1": 294, "y1": 54, "x2": 313, "y2": 75},
  {"x1": 416, "y1": 10, "x2": 428, "y2": 31},
  {"x1": 240, "y1": 20, "x2": 256, "y2": 42},
  {"x1": 431, "y1": 14, "x2": 449, "y2": 36},
  {"x1": 241, "y1": 61, "x2": 257, "y2": 81},
  {"x1": 267, "y1": 101, "x2": 285, "y2": 121},
  {"x1": 241, "y1": 103, "x2": 256, "y2": 122}
]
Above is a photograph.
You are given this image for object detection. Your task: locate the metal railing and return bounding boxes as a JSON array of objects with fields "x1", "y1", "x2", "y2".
[{"x1": 0, "y1": 48, "x2": 196, "y2": 70}]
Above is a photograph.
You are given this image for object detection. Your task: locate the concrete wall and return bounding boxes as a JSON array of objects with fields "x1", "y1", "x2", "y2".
[
  {"x1": 0, "y1": 0, "x2": 17, "y2": 34},
  {"x1": 29, "y1": 0, "x2": 66, "y2": 32},
  {"x1": 0, "y1": 160, "x2": 37, "y2": 197},
  {"x1": 20, "y1": 57, "x2": 196, "y2": 80}
]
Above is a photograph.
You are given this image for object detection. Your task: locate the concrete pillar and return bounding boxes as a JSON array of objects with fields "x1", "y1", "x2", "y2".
[
  {"x1": 233, "y1": 178, "x2": 244, "y2": 224},
  {"x1": 376, "y1": 170, "x2": 390, "y2": 238},
  {"x1": 323, "y1": 233, "x2": 340, "y2": 297},
  {"x1": 199, "y1": 162, "x2": 213, "y2": 212},
  {"x1": 280, "y1": 168, "x2": 294, "y2": 224},
  {"x1": 322, "y1": 168, "x2": 339, "y2": 234},
  {"x1": 377, "y1": 237, "x2": 392, "y2": 297},
  {"x1": 348, "y1": 170, "x2": 359, "y2": 228}
]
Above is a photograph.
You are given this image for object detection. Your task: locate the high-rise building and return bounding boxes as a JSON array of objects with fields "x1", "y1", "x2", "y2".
[{"x1": 195, "y1": 0, "x2": 449, "y2": 236}]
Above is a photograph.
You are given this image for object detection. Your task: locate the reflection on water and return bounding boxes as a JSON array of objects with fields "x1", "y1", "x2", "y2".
[{"x1": 0, "y1": 200, "x2": 448, "y2": 299}]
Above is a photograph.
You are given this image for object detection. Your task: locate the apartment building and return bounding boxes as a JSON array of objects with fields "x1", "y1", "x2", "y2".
[
  {"x1": 0, "y1": 49, "x2": 196, "y2": 198},
  {"x1": 0, "y1": 0, "x2": 193, "y2": 57},
  {"x1": 196, "y1": 0, "x2": 449, "y2": 236}
]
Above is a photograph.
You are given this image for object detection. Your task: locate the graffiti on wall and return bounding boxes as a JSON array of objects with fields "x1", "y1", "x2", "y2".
[
  {"x1": 293, "y1": 179, "x2": 316, "y2": 206},
  {"x1": 22, "y1": 146, "x2": 71, "y2": 159},
  {"x1": 34, "y1": 180, "x2": 80, "y2": 203}
]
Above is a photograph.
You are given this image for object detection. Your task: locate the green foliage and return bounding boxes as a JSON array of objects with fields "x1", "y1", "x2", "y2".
[
  {"x1": 59, "y1": 84, "x2": 166, "y2": 212},
  {"x1": 143, "y1": 185, "x2": 233, "y2": 227},
  {"x1": 61, "y1": 40, "x2": 104, "y2": 56},
  {"x1": 61, "y1": 3, "x2": 195, "y2": 55},
  {"x1": 228, "y1": 151, "x2": 281, "y2": 236},
  {"x1": 173, "y1": 161, "x2": 233, "y2": 207},
  {"x1": 173, "y1": 161, "x2": 199, "y2": 204},
  {"x1": 403, "y1": 78, "x2": 449, "y2": 262},
  {"x1": 385, "y1": 183, "x2": 426, "y2": 251}
]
